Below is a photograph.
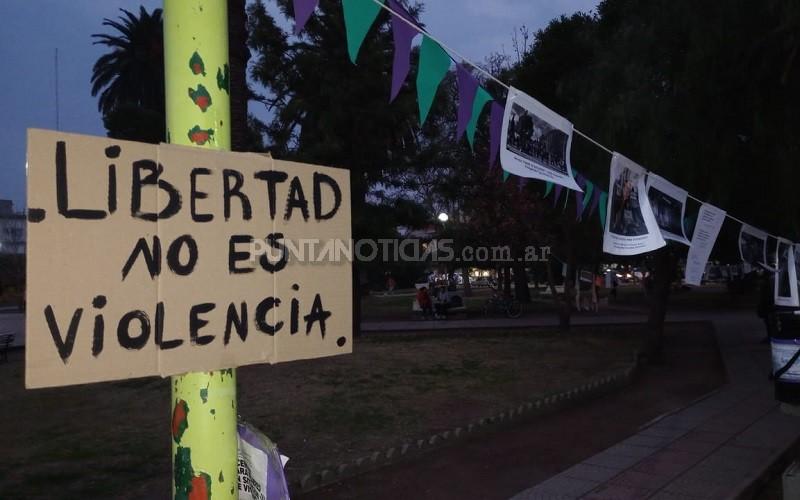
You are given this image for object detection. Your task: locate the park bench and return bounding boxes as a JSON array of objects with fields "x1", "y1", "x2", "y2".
[{"x1": 0, "y1": 333, "x2": 15, "y2": 363}]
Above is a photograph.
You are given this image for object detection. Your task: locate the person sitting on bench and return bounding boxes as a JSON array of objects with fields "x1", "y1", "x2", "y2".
[
  {"x1": 434, "y1": 286, "x2": 451, "y2": 319},
  {"x1": 416, "y1": 286, "x2": 433, "y2": 319}
]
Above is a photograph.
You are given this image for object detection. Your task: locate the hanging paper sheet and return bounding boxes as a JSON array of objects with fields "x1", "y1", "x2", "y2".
[
  {"x1": 775, "y1": 238, "x2": 799, "y2": 307},
  {"x1": 645, "y1": 173, "x2": 690, "y2": 245},
  {"x1": 602, "y1": 153, "x2": 666, "y2": 256},
  {"x1": 499, "y1": 86, "x2": 580, "y2": 191},
  {"x1": 739, "y1": 224, "x2": 769, "y2": 269},
  {"x1": 684, "y1": 203, "x2": 726, "y2": 286}
]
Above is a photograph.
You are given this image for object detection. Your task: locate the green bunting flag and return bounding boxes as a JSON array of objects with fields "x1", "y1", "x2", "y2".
[
  {"x1": 581, "y1": 180, "x2": 594, "y2": 211},
  {"x1": 342, "y1": 0, "x2": 385, "y2": 64},
  {"x1": 466, "y1": 87, "x2": 493, "y2": 149},
  {"x1": 502, "y1": 170, "x2": 511, "y2": 182},
  {"x1": 544, "y1": 181, "x2": 553, "y2": 197},
  {"x1": 599, "y1": 191, "x2": 608, "y2": 229},
  {"x1": 417, "y1": 36, "x2": 452, "y2": 126}
]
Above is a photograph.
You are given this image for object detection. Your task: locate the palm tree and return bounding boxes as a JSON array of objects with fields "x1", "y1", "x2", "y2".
[{"x1": 91, "y1": 6, "x2": 165, "y2": 143}]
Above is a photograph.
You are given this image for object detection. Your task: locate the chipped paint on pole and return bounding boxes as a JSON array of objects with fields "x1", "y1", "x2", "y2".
[{"x1": 164, "y1": 1, "x2": 237, "y2": 499}]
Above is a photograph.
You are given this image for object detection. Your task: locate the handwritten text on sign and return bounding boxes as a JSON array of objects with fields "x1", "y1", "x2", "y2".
[{"x1": 26, "y1": 129, "x2": 352, "y2": 388}]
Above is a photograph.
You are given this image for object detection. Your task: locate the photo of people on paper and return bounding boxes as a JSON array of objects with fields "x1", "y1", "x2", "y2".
[
  {"x1": 602, "y1": 153, "x2": 666, "y2": 256},
  {"x1": 499, "y1": 86, "x2": 580, "y2": 191},
  {"x1": 506, "y1": 103, "x2": 568, "y2": 175},
  {"x1": 645, "y1": 174, "x2": 689, "y2": 244},
  {"x1": 738, "y1": 225, "x2": 767, "y2": 268},
  {"x1": 610, "y1": 166, "x2": 647, "y2": 237},
  {"x1": 775, "y1": 238, "x2": 798, "y2": 307}
]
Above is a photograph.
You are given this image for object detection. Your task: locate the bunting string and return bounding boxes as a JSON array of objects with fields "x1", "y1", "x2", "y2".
[{"x1": 359, "y1": 0, "x2": 780, "y2": 241}]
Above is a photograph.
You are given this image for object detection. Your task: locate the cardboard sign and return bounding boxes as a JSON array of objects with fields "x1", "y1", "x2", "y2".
[{"x1": 26, "y1": 129, "x2": 352, "y2": 388}]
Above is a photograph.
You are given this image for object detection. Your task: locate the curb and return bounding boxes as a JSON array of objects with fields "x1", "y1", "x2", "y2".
[{"x1": 288, "y1": 347, "x2": 644, "y2": 495}]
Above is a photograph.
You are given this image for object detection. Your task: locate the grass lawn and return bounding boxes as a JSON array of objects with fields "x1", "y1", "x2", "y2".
[{"x1": 0, "y1": 326, "x2": 641, "y2": 498}]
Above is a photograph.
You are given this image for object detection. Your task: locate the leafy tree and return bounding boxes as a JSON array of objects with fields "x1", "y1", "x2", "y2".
[{"x1": 91, "y1": 7, "x2": 165, "y2": 143}]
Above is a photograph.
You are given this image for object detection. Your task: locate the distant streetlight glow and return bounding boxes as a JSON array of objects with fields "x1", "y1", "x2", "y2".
[{"x1": 437, "y1": 212, "x2": 449, "y2": 223}]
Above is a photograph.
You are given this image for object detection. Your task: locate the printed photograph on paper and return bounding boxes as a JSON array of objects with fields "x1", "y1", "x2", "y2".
[
  {"x1": 739, "y1": 229, "x2": 766, "y2": 268},
  {"x1": 505, "y1": 103, "x2": 569, "y2": 176},
  {"x1": 609, "y1": 166, "x2": 647, "y2": 237}
]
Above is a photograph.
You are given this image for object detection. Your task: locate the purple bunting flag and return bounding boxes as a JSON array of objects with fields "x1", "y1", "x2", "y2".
[
  {"x1": 553, "y1": 184, "x2": 563, "y2": 207},
  {"x1": 388, "y1": 0, "x2": 419, "y2": 102},
  {"x1": 292, "y1": 0, "x2": 319, "y2": 35},
  {"x1": 489, "y1": 101, "x2": 503, "y2": 169},
  {"x1": 574, "y1": 173, "x2": 585, "y2": 220},
  {"x1": 456, "y1": 64, "x2": 479, "y2": 139},
  {"x1": 588, "y1": 189, "x2": 600, "y2": 217}
]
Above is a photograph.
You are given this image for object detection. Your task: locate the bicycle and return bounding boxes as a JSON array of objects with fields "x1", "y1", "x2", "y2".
[{"x1": 483, "y1": 291, "x2": 522, "y2": 318}]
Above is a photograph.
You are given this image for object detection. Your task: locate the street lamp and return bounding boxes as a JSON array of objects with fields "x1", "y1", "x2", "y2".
[{"x1": 437, "y1": 212, "x2": 449, "y2": 223}]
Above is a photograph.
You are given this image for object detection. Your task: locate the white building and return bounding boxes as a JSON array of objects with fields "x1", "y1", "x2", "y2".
[{"x1": 0, "y1": 200, "x2": 26, "y2": 255}]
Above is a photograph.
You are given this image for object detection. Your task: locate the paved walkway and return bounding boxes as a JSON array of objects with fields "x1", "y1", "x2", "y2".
[
  {"x1": 361, "y1": 309, "x2": 647, "y2": 333},
  {"x1": 509, "y1": 312, "x2": 800, "y2": 499}
]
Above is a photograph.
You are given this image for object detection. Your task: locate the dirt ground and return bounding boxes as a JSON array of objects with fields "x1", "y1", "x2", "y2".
[
  {"x1": 300, "y1": 322, "x2": 726, "y2": 500},
  {"x1": 0, "y1": 325, "x2": 641, "y2": 499}
]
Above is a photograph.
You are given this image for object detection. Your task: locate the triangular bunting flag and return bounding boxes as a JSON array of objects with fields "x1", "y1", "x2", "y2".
[
  {"x1": 503, "y1": 170, "x2": 511, "y2": 182},
  {"x1": 488, "y1": 101, "x2": 503, "y2": 169},
  {"x1": 388, "y1": 0, "x2": 418, "y2": 102},
  {"x1": 292, "y1": 0, "x2": 319, "y2": 35},
  {"x1": 582, "y1": 180, "x2": 594, "y2": 211},
  {"x1": 466, "y1": 87, "x2": 492, "y2": 149},
  {"x1": 544, "y1": 181, "x2": 553, "y2": 198},
  {"x1": 575, "y1": 173, "x2": 585, "y2": 219},
  {"x1": 342, "y1": 0, "x2": 385, "y2": 64},
  {"x1": 587, "y1": 187, "x2": 600, "y2": 217},
  {"x1": 456, "y1": 64, "x2": 479, "y2": 139},
  {"x1": 553, "y1": 184, "x2": 563, "y2": 207},
  {"x1": 598, "y1": 191, "x2": 608, "y2": 229},
  {"x1": 416, "y1": 36, "x2": 451, "y2": 126}
]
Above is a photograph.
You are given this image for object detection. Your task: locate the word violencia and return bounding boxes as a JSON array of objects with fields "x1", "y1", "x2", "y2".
[{"x1": 44, "y1": 287, "x2": 333, "y2": 363}]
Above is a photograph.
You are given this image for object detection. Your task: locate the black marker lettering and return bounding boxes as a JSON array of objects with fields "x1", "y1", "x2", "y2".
[
  {"x1": 190, "y1": 167, "x2": 213, "y2": 222},
  {"x1": 255, "y1": 297, "x2": 282, "y2": 335},
  {"x1": 55, "y1": 141, "x2": 107, "y2": 219},
  {"x1": 223, "y1": 169, "x2": 252, "y2": 221},
  {"x1": 254, "y1": 170, "x2": 288, "y2": 220},
  {"x1": 228, "y1": 234, "x2": 254, "y2": 274},
  {"x1": 189, "y1": 303, "x2": 216, "y2": 346},
  {"x1": 121, "y1": 236, "x2": 161, "y2": 280},
  {"x1": 44, "y1": 305, "x2": 83, "y2": 363},
  {"x1": 224, "y1": 302, "x2": 248, "y2": 345},
  {"x1": 313, "y1": 172, "x2": 342, "y2": 220},
  {"x1": 117, "y1": 310, "x2": 151, "y2": 350},
  {"x1": 285, "y1": 176, "x2": 309, "y2": 221}
]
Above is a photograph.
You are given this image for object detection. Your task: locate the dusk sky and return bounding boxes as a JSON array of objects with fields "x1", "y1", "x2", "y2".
[{"x1": 0, "y1": 0, "x2": 599, "y2": 211}]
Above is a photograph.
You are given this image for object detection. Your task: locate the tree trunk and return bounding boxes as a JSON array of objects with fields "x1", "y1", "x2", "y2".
[
  {"x1": 462, "y1": 268, "x2": 472, "y2": 297},
  {"x1": 503, "y1": 265, "x2": 513, "y2": 297},
  {"x1": 227, "y1": 0, "x2": 250, "y2": 152},
  {"x1": 513, "y1": 260, "x2": 531, "y2": 303},
  {"x1": 646, "y1": 246, "x2": 676, "y2": 362}
]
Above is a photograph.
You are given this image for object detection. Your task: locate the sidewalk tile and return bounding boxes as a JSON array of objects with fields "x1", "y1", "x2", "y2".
[
  {"x1": 582, "y1": 483, "x2": 654, "y2": 500},
  {"x1": 583, "y1": 450, "x2": 645, "y2": 470},
  {"x1": 619, "y1": 434, "x2": 671, "y2": 449},
  {"x1": 521, "y1": 476, "x2": 601, "y2": 499},
  {"x1": 607, "y1": 469, "x2": 673, "y2": 491},
  {"x1": 632, "y1": 449, "x2": 704, "y2": 477},
  {"x1": 561, "y1": 463, "x2": 622, "y2": 483}
]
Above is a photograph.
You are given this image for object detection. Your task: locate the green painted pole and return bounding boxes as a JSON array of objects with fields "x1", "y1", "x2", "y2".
[{"x1": 163, "y1": 2, "x2": 237, "y2": 499}]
